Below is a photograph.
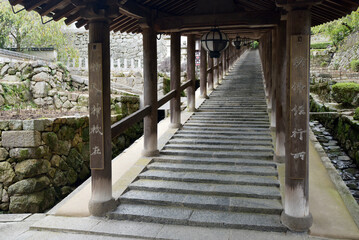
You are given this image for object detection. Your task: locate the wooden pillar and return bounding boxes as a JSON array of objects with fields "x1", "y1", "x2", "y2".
[
  {"x1": 282, "y1": 7, "x2": 313, "y2": 232},
  {"x1": 170, "y1": 32, "x2": 182, "y2": 128},
  {"x1": 187, "y1": 35, "x2": 196, "y2": 112},
  {"x1": 200, "y1": 44, "x2": 208, "y2": 98},
  {"x1": 270, "y1": 29, "x2": 277, "y2": 131},
  {"x1": 142, "y1": 25, "x2": 159, "y2": 157},
  {"x1": 266, "y1": 33, "x2": 273, "y2": 112},
  {"x1": 219, "y1": 55, "x2": 223, "y2": 83},
  {"x1": 88, "y1": 21, "x2": 116, "y2": 216},
  {"x1": 214, "y1": 58, "x2": 219, "y2": 87},
  {"x1": 222, "y1": 50, "x2": 226, "y2": 76},
  {"x1": 208, "y1": 55, "x2": 214, "y2": 90},
  {"x1": 275, "y1": 20, "x2": 287, "y2": 163}
]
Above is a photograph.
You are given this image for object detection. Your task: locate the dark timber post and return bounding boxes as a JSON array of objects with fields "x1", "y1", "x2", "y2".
[
  {"x1": 88, "y1": 21, "x2": 116, "y2": 216},
  {"x1": 187, "y1": 35, "x2": 196, "y2": 112},
  {"x1": 208, "y1": 55, "x2": 214, "y2": 90},
  {"x1": 270, "y1": 29, "x2": 277, "y2": 131},
  {"x1": 266, "y1": 32, "x2": 273, "y2": 113},
  {"x1": 275, "y1": 20, "x2": 287, "y2": 163},
  {"x1": 170, "y1": 32, "x2": 182, "y2": 128},
  {"x1": 222, "y1": 50, "x2": 226, "y2": 76},
  {"x1": 200, "y1": 44, "x2": 208, "y2": 98},
  {"x1": 280, "y1": 2, "x2": 315, "y2": 231},
  {"x1": 214, "y1": 58, "x2": 219, "y2": 87},
  {"x1": 142, "y1": 24, "x2": 159, "y2": 157}
]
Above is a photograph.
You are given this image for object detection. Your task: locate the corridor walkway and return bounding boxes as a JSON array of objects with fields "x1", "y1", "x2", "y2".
[
  {"x1": 3, "y1": 51, "x2": 359, "y2": 240},
  {"x1": 109, "y1": 50, "x2": 285, "y2": 231}
]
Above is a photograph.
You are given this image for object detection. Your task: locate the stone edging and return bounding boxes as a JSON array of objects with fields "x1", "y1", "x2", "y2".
[{"x1": 309, "y1": 129, "x2": 359, "y2": 228}]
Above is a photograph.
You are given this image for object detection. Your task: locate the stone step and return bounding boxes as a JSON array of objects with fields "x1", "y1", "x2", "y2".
[
  {"x1": 139, "y1": 170, "x2": 280, "y2": 187},
  {"x1": 147, "y1": 162, "x2": 277, "y2": 176},
  {"x1": 109, "y1": 204, "x2": 286, "y2": 232},
  {"x1": 168, "y1": 138, "x2": 272, "y2": 147},
  {"x1": 184, "y1": 122, "x2": 270, "y2": 128},
  {"x1": 153, "y1": 155, "x2": 276, "y2": 167},
  {"x1": 163, "y1": 144, "x2": 273, "y2": 153},
  {"x1": 127, "y1": 179, "x2": 282, "y2": 200},
  {"x1": 190, "y1": 115, "x2": 269, "y2": 121},
  {"x1": 120, "y1": 190, "x2": 282, "y2": 214},
  {"x1": 160, "y1": 149, "x2": 273, "y2": 160},
  {"x1": 173, "y1": 133, "x2": 272, "y2": 141},
  {"x1": 179, "y1": 129, "x2": 271, "y2": 137},
  {"x1": 181, "y1": 125, "x2": 270, "y2": 132}
]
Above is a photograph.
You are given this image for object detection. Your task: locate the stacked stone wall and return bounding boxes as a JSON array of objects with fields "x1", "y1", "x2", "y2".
[
  {"x1": 0, "y1": 61, "x2": 140, "y2": 113},
  {"x1": 0, "y1": 114, "x2": 142, "y2": 213}
]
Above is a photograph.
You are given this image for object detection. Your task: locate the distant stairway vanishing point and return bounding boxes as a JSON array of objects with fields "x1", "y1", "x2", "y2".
[{"x1": 109, "y1": 50, "x2": 286, "y2": 232}]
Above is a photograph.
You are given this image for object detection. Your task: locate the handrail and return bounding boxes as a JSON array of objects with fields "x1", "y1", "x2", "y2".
[
  {"x1": 180, "y1": 80, "x2": 192, "y2": 92},
  {"x1": 111, "y1": 105, "x2": 151, "y2": 139},
  {"x1": 158, "y1": 90, "x2": 176, "y2": 108}
]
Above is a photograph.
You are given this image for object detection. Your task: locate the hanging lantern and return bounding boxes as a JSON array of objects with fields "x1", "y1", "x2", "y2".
[
  {"x1": 201, "y1": 28, "x2": 229, "y2": 58},
  {"x1": 232, "y1": 36, "x2": 242, "y2": 50}
]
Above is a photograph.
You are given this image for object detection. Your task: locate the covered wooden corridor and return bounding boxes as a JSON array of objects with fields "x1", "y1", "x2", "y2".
[{"x1": 7, "y1": 0, "x2": 359, "y2": 234}]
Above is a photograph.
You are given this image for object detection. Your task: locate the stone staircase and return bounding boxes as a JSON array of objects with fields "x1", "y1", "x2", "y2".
[{"x1": 109, "y1": 50, "x2": 286, "y2": 232}]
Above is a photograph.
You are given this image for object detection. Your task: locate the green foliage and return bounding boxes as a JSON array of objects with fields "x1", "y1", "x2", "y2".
[
  {"x1": 250, "y1": 41, "x2": 259, "y2": 49},
  {"x1": 312, "y1": 8, "x2": 359, "y2": 48},
  {"x1": 350, "y1": 59, "x2": 359, "y2": 72},
  {"x1": 354, "y1": 107, "x2": 359, "y2": 120},
  {"x1": 310, "y1": 42, "x2": 332, "y2": 49},
  {"x1": 320, "y1": 61, "x2": 328, "y2": 67},
  {"x1": 332, "y1": 82, "x2": 359, "y2": 106},
  {"x1": 0, "y1": 2, "x2": 77, "y2": 61}
]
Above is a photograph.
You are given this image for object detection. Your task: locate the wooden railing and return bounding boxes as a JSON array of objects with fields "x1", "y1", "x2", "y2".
[{"x1": 111, "y1": 80, "x2": 193, "y2": 139}]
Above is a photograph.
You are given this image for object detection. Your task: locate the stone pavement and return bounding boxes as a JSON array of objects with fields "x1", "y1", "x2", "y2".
[{"x1": 1, "y1": 50, "x2": 359, "y2": 239}]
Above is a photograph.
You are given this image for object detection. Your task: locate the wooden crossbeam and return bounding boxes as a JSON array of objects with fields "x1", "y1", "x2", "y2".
[{"x1": 154, "y1": 11, "x2": 280, "y2": 32}]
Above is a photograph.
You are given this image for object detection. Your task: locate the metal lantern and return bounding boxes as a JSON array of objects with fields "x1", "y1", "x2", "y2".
[
  {"x1": 201, "y1": 28, "x2": 229, "y2": 58},
  {"x1": 232, "y1": 36, "x2": 242, "y2": 50}
]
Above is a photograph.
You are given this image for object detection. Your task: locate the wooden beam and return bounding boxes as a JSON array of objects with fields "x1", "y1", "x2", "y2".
[
  {"x1": 38, "y1": 0, "x2": 64, "y2": 16},
  {"x1": 154, "y1": 11, "x2": 280, "y2": 32}
]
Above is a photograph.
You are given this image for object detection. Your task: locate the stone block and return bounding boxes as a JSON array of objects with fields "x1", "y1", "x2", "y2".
[
  {"x1": 9, "y1": 147, "x2": 48, "y2": 160},
  {"x1": 23, "y1": 119, "x2": 45, "y2": 131},
  {"x1": 32, "y1": 81, "x2": 49, "y2": 98},
  {"x1": 0, "y1": 162, "x2": 15, "y2": 186},
  {"x1": 2, "y1": 131, "x2": 41, "y2": 148},
  {"x1": 15, "y1": 159, "x2": 49, "y2": 178},
  {"x1": 0, "y1": 148, "x2": 8, "y2": 161},
  {"x1": 32, "y1": 72, "x2": 51, "y2": 82},
  {"x1": 3, "y1": 75, "x2": 20, "y2": 82},
  {"x1": 9, "y1": 188, "x2": 55, "y2": 213},
  {"x1": 0, "y1": 64, "x2": 9, "y2": 76},
  {"x1": 8, "y1": 120, "x2": 22, "y2": 130},
  {"x1": 8, "y1": 176, "x2": 50, "y2": 196}
]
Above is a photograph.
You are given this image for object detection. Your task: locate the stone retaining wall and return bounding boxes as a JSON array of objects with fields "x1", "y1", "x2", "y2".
[
  {"x1": 0, "y1": 61, "x2": 140, "y2": 113},
  {"x1": 0, "y1": 114, "x2": 142, "y2": 213},
  {"x1": 310, "y1": 94, "x2": 359, "y2": 166}
]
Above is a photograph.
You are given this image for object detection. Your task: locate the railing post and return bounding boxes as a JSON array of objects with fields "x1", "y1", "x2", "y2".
[
  {"x1": 88, "y1": 20, "x2": 116, "y2": 216},
  {"x1": 187, "y1": 34, "x2": 196, "y2": 112},
  {"x1": 170, "y1": 32, "x2": 182, "y2": 128},
  {"x1": 200, "y1": 44, "x2": 208, "y2": 98},
  {"x1": 141, "y1": 23, "x2": 159, "y2": 157},
  {"x1": 208, "y1": 55, "x2": 214, "y2": 91}
]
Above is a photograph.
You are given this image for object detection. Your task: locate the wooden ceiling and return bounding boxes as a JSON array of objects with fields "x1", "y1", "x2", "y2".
[{"x1": 8, "y1": 0, "x2": 359, "y2": 35}]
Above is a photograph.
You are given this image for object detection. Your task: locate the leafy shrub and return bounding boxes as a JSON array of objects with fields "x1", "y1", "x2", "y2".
[
  {"x1": 354, "y1": 107, "x2": 359, "y2": 120},
  {"x1": 310, "y1": 42, "x2": 332, "y2": 49},
  {"x1": 332, "y1": 82, "x2": 359, "y2": 106},
  {"x1": 350, "y1": 59, "x2": 359, "y2": 72},
  {"x1": 320, "y1": 61, "x2": 328, "y2": 67},
  {"x1": 250, "y1": 41, "x2": 259, "y2": 49}
]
